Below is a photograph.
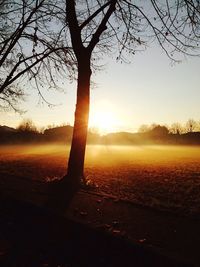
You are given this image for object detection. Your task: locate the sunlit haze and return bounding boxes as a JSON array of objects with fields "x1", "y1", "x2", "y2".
[
  {"x1": 89, "y1": 100, "x2": 120, "y2": 134},
  {"x1": 1, "y1": 45, "x2": 200, "y2": 132}
]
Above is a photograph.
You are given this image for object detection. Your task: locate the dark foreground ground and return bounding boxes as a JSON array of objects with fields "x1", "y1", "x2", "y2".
[
  {"x1": 0, "y1": 195, "x2": 192, "y2": 267},
  {"x1": 1, "y1": 173, "x2": 199, "y2": 267}
]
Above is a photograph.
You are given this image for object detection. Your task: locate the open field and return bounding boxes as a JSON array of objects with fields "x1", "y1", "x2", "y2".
[{"x1": 0, "y1": 144, "x2": 200, "y2": 215}]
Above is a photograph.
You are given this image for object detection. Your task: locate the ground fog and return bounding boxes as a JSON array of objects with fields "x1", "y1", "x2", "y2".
[{"x1": 1, "y1": 144, "x2": 200, "y2": 215}]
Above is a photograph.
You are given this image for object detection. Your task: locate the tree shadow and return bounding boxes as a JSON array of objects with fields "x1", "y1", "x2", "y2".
[{"x1": 45, "y1": 175, "x2": 80, "y2": 214}]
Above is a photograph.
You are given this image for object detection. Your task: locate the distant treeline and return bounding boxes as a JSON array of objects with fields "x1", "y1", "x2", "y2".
[
  {"x1": 1, "y1": 119, "x2": 200, "y2": 145},
  {"x1": 0, "y1": 122, "x2": 100, "y2": 145}
]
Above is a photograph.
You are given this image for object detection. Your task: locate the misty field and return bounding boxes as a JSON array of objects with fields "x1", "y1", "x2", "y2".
[{"x1": 0, "y1": 144, "x2": 200, "y2": 215}]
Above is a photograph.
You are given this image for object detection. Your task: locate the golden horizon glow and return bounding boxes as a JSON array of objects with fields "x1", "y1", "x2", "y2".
[
  {"x1": 1, "y1": 46, "x2": 199, "y2": 132},
  {"x1": 89, "y1": 101, "x2": 120, "y2": 134}
]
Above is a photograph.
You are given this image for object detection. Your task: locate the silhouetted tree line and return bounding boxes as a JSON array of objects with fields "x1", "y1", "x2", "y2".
[
  {"x1": 139, "y1": 119, "x2": 200, "y2": 135},
  {"x1": 0, "y1": 119, "x2": 101, "y2": 144},
  {"x1": 0, "y1": 119, "x2": 200, "y2": 145}
]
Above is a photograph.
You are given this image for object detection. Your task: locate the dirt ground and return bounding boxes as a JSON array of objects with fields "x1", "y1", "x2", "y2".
[
  {"x1": 0, "y1": 173, "x2": 198, "y2": 266},
  {"x1": 0, "y1": 195, "x2": 192, "y2": 267}
]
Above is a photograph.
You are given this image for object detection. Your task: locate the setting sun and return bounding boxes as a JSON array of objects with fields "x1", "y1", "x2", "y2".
[{"x1": 89, "y1": 101, "x2": 119, "y2": 134}]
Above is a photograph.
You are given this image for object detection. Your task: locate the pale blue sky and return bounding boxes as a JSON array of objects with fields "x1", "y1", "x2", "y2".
[{"x1": 1, "y1": 44, "x2": 200, "y2": 133}]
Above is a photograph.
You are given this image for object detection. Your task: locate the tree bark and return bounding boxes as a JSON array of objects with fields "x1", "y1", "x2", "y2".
[{"x1": 66, "y1": 53, "x2": 91, "y2": 185}]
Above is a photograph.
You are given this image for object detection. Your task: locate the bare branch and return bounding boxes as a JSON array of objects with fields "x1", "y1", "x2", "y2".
[
  {"x1": 88, "y1": 0, "x2": 117, "y2": 52},
  {"x1": 79, "y1": 1, "x2": 111, "y2": 30}
]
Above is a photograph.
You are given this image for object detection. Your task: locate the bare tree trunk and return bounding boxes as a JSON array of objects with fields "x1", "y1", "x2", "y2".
[{"x1": 66, "y1": 53, "x2": 91, "y2": 186}]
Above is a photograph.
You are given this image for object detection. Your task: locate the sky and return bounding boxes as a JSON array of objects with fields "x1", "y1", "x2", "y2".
[{"x1": 1, "y1": 43, "x2": 200, "y2": 134}]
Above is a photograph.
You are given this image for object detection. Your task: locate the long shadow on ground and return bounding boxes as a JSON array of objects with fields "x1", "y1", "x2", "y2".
[{"x1": 0, "y1": 196, "x2": 191, "y2": 267}]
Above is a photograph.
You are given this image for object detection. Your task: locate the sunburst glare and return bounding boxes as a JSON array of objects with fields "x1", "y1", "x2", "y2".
[{"x1": 89, "y1": 101, "x2": 119, "y2": 134}]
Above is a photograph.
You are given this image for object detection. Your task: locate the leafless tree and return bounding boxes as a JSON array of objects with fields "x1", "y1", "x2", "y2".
[
  {"x1": 170, "y1": 122, "x2": 183, "y2": 134},
  {"x1": 63, "y1": 0, "x2": 200, "y2": 186},
  {"x1": 0, "y1": 0, "x2": 73, "y2": 112},
  {"x1": 17, "y1": 118, "x2": 37, "y2": 133},
  {"x1": 185, "y1": 118, "x2": 198, "y2": 132},
  {"x1": 1, "y1": 1, "x2": 200, "y2": 188}
]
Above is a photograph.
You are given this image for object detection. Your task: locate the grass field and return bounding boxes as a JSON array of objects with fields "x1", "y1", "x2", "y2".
[{"x1": 1, "y1": 144, "x2": 200, "y2": 215}]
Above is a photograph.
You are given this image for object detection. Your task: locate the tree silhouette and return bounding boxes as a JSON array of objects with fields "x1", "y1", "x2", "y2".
[
  {"x1": 17, "y1": 119, "x2": 37, "y2": 133},
  {"x1": 148, "y1": 125, "x2": 169, "y2": 137},
  {"x1": 0, "y1": 0, "x2": 72, "y2": 112},
  {"x1": 185, "y1": 119, "x2": 198, "y2": 133},
  {"x1": 170, "y1": 122, "x2": 183, "y2": 135},
  {"x1": 63, "y1": 0, "x2": 200, "y2": 186},
  {"x1": 1, "y1": 1, "x2": 200, "y2": 188}
]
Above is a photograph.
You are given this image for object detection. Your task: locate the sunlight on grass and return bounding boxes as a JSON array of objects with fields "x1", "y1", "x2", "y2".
[
  {"x1": 1, "y1": 144, "x2": 200, "y2": 170},
  {"x1": 1, "y1": 144, "x2": 200, "y2": 215},
  {"x1": 85, "y1": 145, "x2": 200, "y2": 167},
  {"x1": 1, "y1": 144, "x2": 200, "y2": 169}
]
